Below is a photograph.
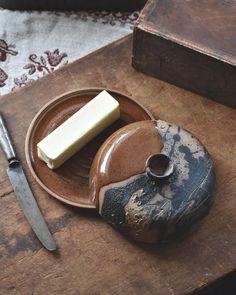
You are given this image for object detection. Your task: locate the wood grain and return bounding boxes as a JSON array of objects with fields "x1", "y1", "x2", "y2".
[{"x1": 0, "y1": 35, "x2": 235, "y2": 295}]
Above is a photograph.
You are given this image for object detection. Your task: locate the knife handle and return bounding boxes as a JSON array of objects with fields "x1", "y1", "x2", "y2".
[{"x1": 0, "y1": 113, "x2": 17, "y2": 162}]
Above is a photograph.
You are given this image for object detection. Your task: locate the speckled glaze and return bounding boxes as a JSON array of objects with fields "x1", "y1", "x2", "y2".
[
  {"x1": 91, "y1": 120, "x2": 215, "y2": 243},
  {"x1": 89, "y1": 120, "x2": 163, "y2": 207}
]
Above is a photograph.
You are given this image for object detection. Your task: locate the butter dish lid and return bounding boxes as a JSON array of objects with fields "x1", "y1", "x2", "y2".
[{"x1": 90, "y1": 119, "x2": 215, "y2": 243}]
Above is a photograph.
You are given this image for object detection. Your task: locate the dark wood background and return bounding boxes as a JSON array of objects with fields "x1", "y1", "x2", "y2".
[
  {"x1": 0, "y1": 35, "x2": 235, "y2": 295},
  {"x1": 0, "y1": 0, "x2": 147, "y2": 11}
]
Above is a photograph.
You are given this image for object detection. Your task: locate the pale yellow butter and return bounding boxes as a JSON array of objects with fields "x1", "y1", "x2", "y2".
[{"x1": 37, "y1": 90, "x2": 120, "y2": 169}]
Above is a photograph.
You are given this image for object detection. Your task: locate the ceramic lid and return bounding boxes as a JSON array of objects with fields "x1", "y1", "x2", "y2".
[{"x1": 89, "y1": 120, "x2": 215, "y2": 243}]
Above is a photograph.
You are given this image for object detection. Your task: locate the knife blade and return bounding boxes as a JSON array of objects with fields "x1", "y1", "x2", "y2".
[{"x1": 0, "y1": 113, "x2": 56, "y2": 251}]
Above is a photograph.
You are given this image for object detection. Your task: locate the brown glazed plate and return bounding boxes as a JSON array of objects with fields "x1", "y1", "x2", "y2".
[{"x1": 25, "y1": 88, "x2": 154, "y2": 209}]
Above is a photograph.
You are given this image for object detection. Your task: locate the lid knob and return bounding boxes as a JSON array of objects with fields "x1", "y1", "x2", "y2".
[{"x1": 146, "y1": 153, "x2": 174, "y2": 180}]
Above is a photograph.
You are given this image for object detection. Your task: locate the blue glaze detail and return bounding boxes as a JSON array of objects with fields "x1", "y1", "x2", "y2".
[{"x1": 101, "y1": 120, "x2": 215, "y2": 243}]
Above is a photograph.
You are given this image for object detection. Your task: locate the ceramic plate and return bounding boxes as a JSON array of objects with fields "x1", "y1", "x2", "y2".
[{"x1": 25, "y1": 88, "x2": 154, "y2": 208}]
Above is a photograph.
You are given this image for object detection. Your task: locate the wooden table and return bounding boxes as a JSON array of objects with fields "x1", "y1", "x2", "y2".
[{"x1": 0, "y1": 35, "x2": 235, "y2": 295}]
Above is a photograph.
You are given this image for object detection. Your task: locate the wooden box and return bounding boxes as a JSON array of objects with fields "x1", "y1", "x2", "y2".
[
  {"x1": 132, "y1": 0, "x2": 236, "y2": 108},
  {"x1": 0, "y1": 0, "x2": 147, "y2": 11}
]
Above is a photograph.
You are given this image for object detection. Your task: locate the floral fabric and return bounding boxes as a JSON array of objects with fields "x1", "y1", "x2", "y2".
[{"x1": 0, "y1": 9, "x2": 138, "y2": 95}]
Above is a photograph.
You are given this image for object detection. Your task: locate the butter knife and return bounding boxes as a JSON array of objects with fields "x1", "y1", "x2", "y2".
[{"x1": 0, "y1": 113, "x2": 56, "y2": 251}]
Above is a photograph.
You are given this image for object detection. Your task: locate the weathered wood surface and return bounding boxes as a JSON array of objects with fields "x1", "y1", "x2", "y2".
[{"x1": 0, "y1": 35, "x2": 235, "y2": 295}]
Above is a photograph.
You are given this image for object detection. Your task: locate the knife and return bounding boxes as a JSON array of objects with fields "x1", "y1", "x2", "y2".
[{"x1": 0, "y1": 113, "x2": 56, "y2": 251}]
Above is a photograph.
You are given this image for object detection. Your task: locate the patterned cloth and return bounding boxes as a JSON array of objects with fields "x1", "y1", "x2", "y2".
[{"x1": 0, "y1": 9, "x2": 138, "y2": 95}]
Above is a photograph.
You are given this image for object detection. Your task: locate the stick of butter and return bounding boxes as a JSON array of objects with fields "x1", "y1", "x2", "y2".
[{"x1": 37, "y1": 90, "x2": 120, "y2": 169}]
